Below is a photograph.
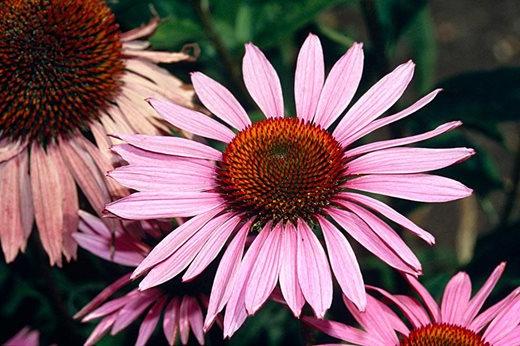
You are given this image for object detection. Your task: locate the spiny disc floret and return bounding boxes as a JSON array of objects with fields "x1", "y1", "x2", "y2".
[
  {"x1": 401, "y1": 323, "x2": 490, "y2": 346},
  {"x1": 0, "y1": 0, "x2": 124, "y2": 144},
  {"x1": 217, "y1": 117, "x2": 346, "y2": 223}
]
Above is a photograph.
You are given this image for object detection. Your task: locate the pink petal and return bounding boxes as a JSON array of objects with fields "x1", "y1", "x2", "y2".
[
  {"x1": 224, "y1": 225, "x2": 270, "y2": 338},
  {"x1": 186, "y1": 296, "x2": 205, "y2": 345},
  {"x1": 340, "y1": 201, "x2": 422, "y2": 273},
  {"x1": 115, "y1": 134, "x2": 222, "y2": 161},
  {"x1": 405, "y1": 274, "x2": 441, "y2": 322},
  {"x1": 0, "y1": 139, "x2": 26, "y2": 163},
  {"x1": 245, "y1": 224, "x2": 283, "y2": 314},
  {"x1": 85, "y1": 314, "x2": 117, "y2": 346},
  {"x1": 30, "y1": 144, "x2": 64, "y2": 265},
  {"x1": 279, "y1": 223, "x2": 305, "y2": 317},
  {"x1": 83, "y1": 292, "x2": 138, "y2": 322},
  {"x1": 470, "y1": 288, "x2": 520, "y2": 333},
  {"x1": 124, "y1": 50, "x2": 191, "y2": 63},
  {"x1": 133, "y1": 207, "x2": 223, "y2": 278},
  {"x1": 463, "y1": 262, "x2": 506, "y2": 325},
  {"x1": 494, "y1": 326, "x2": 520, "y2": 346},
  {"x1": 163, "y1": 297, "x2": 180, "y2": 346},
  {"x1": 179, "y1": 297, "x2": 191, "y2": 345},
  {"x1": 440, "y1": 272, "x2": 472, "y2": 325},
  {"x1": 105, "y1": 191, "x2": 224, "y2": 220},
  {"x1": 112, "y1": 143, "x2": 214, "y2": 168},
  {"x1": 148, "y1": 98, "x2": 235, "y2": 143},
  {"x1": 139, "y1": 213, "x2": 234, "y2": 289},
  {"x1": 318, "y1": 216, "x2": 366, "y2": 311},
  {"x1": 136, "y1": 296, "x2": 167, "y2": 346},
  {"x1": 346, "y1": 174, "x2": 473, "y2": 202},
  {"x1": 341, "y1": 88, "x2": 443, "y2": 146},
  {"x1": 333, "y1": 61, "x2": 415, "y2": 143},
  {"x1": 313, "y1": 43, "x2": 364, "y2": 128},
  {"x1": 59, "y1": 139, "x2": 110, "y2": 214},
  {"x1": 347, "y1": 147, "x2": 474, "y2": 175},
  {"x1": 296, "y1": 220, "x2": 333, "y2": 318},
  {"x1": 108, "y1": 164, "x2": 216, "y2": 192},
  {"x1": 121, "y1": 17, "x2": 159, "y2": 41},
  {"x1": 204, "y1": 221, "x2": 251, "y2": 330},
  {"x1": 191, "y1": 72, "x2": 251, "y2": 130},
  {"x1": 340, "y1": 192, "x2": 434, "y2": 244},
  {"x1": 0, "y1": 150, "x2": 30, "y2": 262},
  {"x1": 329, "y1": 208, "x2": 417, "y2": 274},
  {"x1": 5, "y1": 327, "x2": 39, "y2": 346},
  {"x1": 242, "y1": 43, "x2": 284, "y2": 118},
  {"x1": 302, "y1": 317, "x2": 377, "y2": 344},
  {"x1": 182, "y1": 215, "x2": 241, "y2": 281},
  {"x1": 294, "y1": 33, "x2": 324, "y2": 122},
  {"x1": 74, "y1": 274, "x2": 132, "y2": 320},
  {"x1": 483, "y1": 295, "x2": 520, "y2": 344},
  {"x1": 346, "y1": 121, "x2": 462, "y2": 157},
  {"x1": 111, "y1": 291, "x2": 161, "y2": 334}
]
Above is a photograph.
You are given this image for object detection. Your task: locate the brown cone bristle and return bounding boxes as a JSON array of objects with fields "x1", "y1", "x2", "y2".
[
  {"x1": 216, "y1": 117, "x2": 347, "y2": 223},
  {"x1": 0, "y1": 0, "x2": 124, "y2": 145},
  {"x1": 401, "y1": 323, "x2": 490, "y2": 346}
]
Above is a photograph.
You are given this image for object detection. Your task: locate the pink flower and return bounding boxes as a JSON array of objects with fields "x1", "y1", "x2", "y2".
[
  {"x1": 4, "y1": 327, "x2": 39, "y2": 346},
  {"x1": 74, "y1": 212, "x2": 212, "y2": 346},
  {"x1": 0, "y1": 0, "x2": 195, "y2": 265},
  {"x1": 304, "y1": 263, "x2": 520, "y2": 346},
  {"x1": 106, "y1": 34, "x2": 474, "y2": 336}
]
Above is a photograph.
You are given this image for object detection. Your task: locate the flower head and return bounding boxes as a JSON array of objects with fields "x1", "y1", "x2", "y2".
[
  {"x1": 74, "y1": 211, "x2": 213, "y2": 346},
  {"x1": 106, "y1": 34, "x2": 474, "y2": 336},
  {"x1": 0, "y1": 0, "x2": 195, "y2": 265},
  {"x1": 304, "y1": 263, "x2": 520, "y2": 346}
]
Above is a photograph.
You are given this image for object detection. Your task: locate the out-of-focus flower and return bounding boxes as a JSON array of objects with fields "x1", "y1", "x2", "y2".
[
  {"x1": 4, "y1": 327, "x2": 39, "y2": 346},
  {"x1": 304, "y1": 263, "x2": 520, "y2": 346},
  {"x1": 0, "y1": 0, "x2": 195, "y2": 265},
  {"x1": 74, "y1": 211, "x2": 212, "y2": 346},
  {"x1": 105, "y1": 33, "x2": 473, "y2": 336}
]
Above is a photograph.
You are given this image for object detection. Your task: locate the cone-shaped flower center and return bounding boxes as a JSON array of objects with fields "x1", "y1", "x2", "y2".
[
  {"x1": 0, "y1": 0, "x2": 124, "y2": 145},
  {"x1": 217, "y1": 117, "x2": 346, "y2": 223},
  {"x1": 401, "y1": 323, "x2": 490, "y2": 346}
]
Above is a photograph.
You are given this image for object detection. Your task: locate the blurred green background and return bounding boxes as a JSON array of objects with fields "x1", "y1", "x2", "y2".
[{"x1": 1, "y1": 0, "x2": 519, "y2": 345}]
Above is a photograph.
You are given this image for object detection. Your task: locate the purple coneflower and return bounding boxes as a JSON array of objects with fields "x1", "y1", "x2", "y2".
[
  {"x1": 0, "y1": 0, "x2": 194, "y2": 265},
  {"x1": 106, "y1": 34, "x2": 474, "y2": 336},
  {"x1": 304, "y1": 263, "x2": 519, "y2": 346}
]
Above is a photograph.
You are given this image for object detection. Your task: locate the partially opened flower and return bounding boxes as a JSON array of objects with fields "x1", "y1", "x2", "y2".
[
  {"x1": 4, "y1": 327, "x2": 39, "y2": 346},
  {"x1": 0, "y1": 0, "x2": 194, "y2": 265},
  {"x1": 106, "y1": 34, "x2": 473, "y2": 336},
  {"x1": 304, "y1": 263, "x2": 520, "y2": 346},
  {"x1": 74, "y1": 211, "x2": 213, "y2": 346}
]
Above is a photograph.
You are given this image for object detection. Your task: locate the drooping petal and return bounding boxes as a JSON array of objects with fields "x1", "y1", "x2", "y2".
[
  {"x1": 440, "y1": 272, "x2": 472, "y2": 325},
  {"x1": 294, "y1": 33, "x2": 324, "y2": 122},
  {"x1": 111, "y1": 291, "x2": 161, "y2": 334},
  {"x1": 333, "y1": 61, "x2": 415, "y2": 143},
  {"x1": 115, "y1": 134, "x2": 222, "y2": 161},
  {"x1": 191, "y1": 72, "x2": 251, "y2": 130},
  {"x1": 313, "y1": 43, "x2": 363, "y2": 128},
  {"x1": 341, "y1": 88, "x2": 442, "y2": 146},
  {"x1": 182, "y1": 215, "x2": 241, "y2": 281},
  {"x1": 482, "y1": 295, "x2": 520, "y2": 344},
  {"x1": 329, "y1": 208, "x2": 417, "y2": 274},
  {"x1": 84, "y1": 314, "x2": 117, "y2": 346},
  {"x1": 186, "y1": 296, "x2": 205, "y2": 345},
  {"x1": 339, "y1": 192, "x2": 434, "y2": 244},
  {"x1": 346, "y1": 121, "x2": 462, "y2": 157},
  {"x1": 148, "y1": 98, "x2": 235, "y2": 142},
  {"x1": 162, "y1": 298, "x2": 180, "y2": 346},
  {"x1": 243, "y1": 43, "x2": 284, "y2": 118},
  {"x1": 136, "y1": 296, "x2": 167, "y2": 346},
  {"x1": 346, "y1": 174, "x2": 473, "y2": 203},
  {"x1": 0, "y1": 139, "x2": 26, "y2": 163},
  {"x1": 205, "y1": 221, "x2": 251, "y2": 330},
  {"x1": 139, "y1": 213, "x2": 235, "y2": 289},
  {"x1": 120, "y1": 17, "x2": 159, "y2": 41},
  {"x1": 302, "y1": 317, "x2": 379, "y2": 345},
  {"x1": 347, "y1": 147, "x2": 474, "y2": 175},
  {"x1": 279, "y1": 223, "x2": 306, "y2": 317},
  {"x1": 318, "y1": 216, "x2": 366, "y2": 311},
  {"x1": 105, "y1": 191, "x2": 224, "y2": 220},
  {"x1": 296, "y1": 220, "x2": 333, "y2": 318},
  {"x1": 133, "y1": 207, "x2": 223, "y2": 278},
  {"x1": 245, "y1": 224, "x2": 283, "y2": 314},
  {"x1": 405, "y1": 274, "x2": 441, "y2": 322},
  {"x1": 179, "y1": 296, "x2": 191, "y2": 345}
]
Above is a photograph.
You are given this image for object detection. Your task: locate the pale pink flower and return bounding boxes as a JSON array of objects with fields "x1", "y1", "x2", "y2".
[
  {"x1": 106, "y1": 34, "x2": 474, "y2": 336},
  {"x1": 304, "y1": 263, "x2": 520, "y2": 346},
  {"x1": 74, "y1": 211, "x2": 212, "y2": 346},
  {"x1": 0, "y1": 0, "x2": 195, "y2": 265},
  {"x1": 4, "y1": 327, "x2": 39, "y2": 346}
]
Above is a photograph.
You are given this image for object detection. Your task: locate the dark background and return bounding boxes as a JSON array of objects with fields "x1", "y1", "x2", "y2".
[{"x1": 1, "y1": 0, "x2": 519, "y2": 345}]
